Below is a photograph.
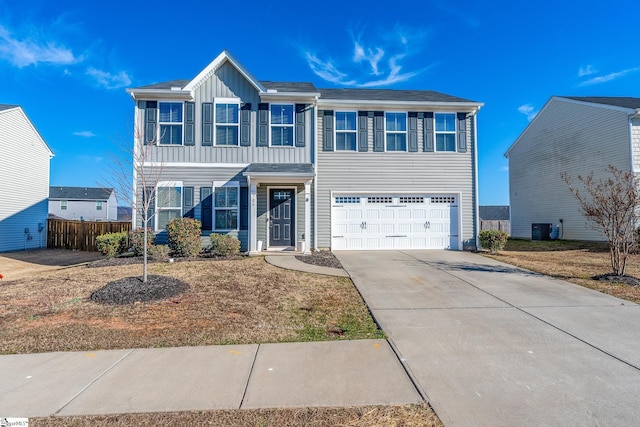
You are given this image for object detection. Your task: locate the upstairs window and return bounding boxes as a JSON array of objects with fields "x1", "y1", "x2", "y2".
[
  {"x1": 335, "y1": 111, "x2": 357, "y2": 151},
  {"x1": 159, "y1": 102, "x2": 183, "y2": 145},
  {"x1": 214, "y1": 182, "x2": 239, "y2": 231},
  {"x1": 156, "y1": 183, "x2": 182, "y2": 230},
  {"x1": 96, "y1": 201, "x2": 103, "y2": 211},
  {"x1": 215, "y1": 102, "x2": 239, "y2": 146},
  {"x1": 435, "y1": 113, "x2": 456, "y2": 152},
  {"x1": 271, "y1": 104, "x2": 294, "y2": 146},
  {"x1": 386, "y1": 112, "x2": 407, "y2": 151},
  {"x1": 60, "y1": 200, "x2": 67, "y2": 210}
]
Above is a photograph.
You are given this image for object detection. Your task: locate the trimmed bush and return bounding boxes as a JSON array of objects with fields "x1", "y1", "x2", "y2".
[
  {"x1": 149, "y1": 244, "x2": 171, "y2": 261},
  {"x1": 166, "y1": 217, "x2": 202, "y2": 257},
  {"x1": 96, "y1": 232, "x2": 128, "y2": 258},
  {"x1": 129, "y1": 227, "x2": 154, "y2": 256},
  {"x1": 209, "y1": 233, "x2": 241, "y2": 257},
  {"x1": 479, "y1": 230, "x2": 509, "y2": 254}
]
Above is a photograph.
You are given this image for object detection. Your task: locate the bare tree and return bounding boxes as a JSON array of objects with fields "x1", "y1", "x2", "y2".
[
  {"x1": 106, "y1": 126, "x2": 165, "y2": 283},
  {"x1": 562, "y1": 165, "x2": 640, "y2": 276}
]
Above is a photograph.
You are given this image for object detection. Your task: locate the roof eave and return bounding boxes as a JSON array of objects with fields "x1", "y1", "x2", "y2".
[
  {"x1": 260, "y1": 92, "x2": 321, "y2": 103},
  {"x1": 317, "y1": 98, "x2": 483, "y2": 111},
  {"x1": 184, "y1": 50, "x2": 266, "y2": 93},
  {"x1": 126, "y1": 88, "x2": 193, "y2": 101}
]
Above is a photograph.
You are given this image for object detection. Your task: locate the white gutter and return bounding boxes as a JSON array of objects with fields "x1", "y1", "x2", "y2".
[{"x1": 317, "y1": 99, "x2": 484, "y2": 110}]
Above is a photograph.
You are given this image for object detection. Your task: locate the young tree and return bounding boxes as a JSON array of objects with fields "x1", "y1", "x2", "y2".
[{"x1": 562, "y1": 165, "x2": 640, "y2": 276}]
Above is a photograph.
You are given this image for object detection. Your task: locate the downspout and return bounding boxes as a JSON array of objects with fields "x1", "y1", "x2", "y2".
[
  {"x1": 473, "y1": 110, "x2": 480, "y2": 251},
  {"x1": 313, "y1": 95, "x2": 319, "y2": 251}
]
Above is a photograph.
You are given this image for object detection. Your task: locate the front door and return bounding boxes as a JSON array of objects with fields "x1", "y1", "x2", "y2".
[{"x1": 269, "y1": 189, "x2": 295, "y2": 247}]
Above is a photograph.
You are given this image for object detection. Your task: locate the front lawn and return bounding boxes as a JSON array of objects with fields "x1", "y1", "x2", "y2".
[
  {"x1": 483, "y1": 239, "x2": 640, "y2": 303},
  {"x1": 0, "y1": 256, "x2": 384, "y2": 354}
]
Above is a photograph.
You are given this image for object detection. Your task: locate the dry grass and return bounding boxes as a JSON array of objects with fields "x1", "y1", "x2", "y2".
[
  {"x1": 0, "y1": 257, "x2": 383, "y2": 354},
  {"x1": 484, "y1": 239, "x2": 640, "y2": 303},
  {"x1": 32, "y1": 405, "x2": 442, "y2": 427}
]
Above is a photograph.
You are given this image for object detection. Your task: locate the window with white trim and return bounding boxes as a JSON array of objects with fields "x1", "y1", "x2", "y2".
[
  {"x1": 156, "y1": 182, "x2": 182, "y2": 230},
  {"x1": 159, "y1": 102, "x2": 183, "y2": 145},
  {"x1": 270, "y1": 104, "x2": 294, "y2": 146},
  {"x1": 385, "y1": 112, "x2": 407, "y2": 151},
  {"x1": 435, "y1": 113, "x2": 456, "y2": 152},
  {"x1": 335, "y1": 111, "x2": 357, "y2": 151},
  {"x1": 214, "y1": 181, "x2": 239, "y2": 231},
  {"x1": 96, "y1": 201, "x2": 103, "y2": 211},
  {"x1": 60, "y1": 200, "x2": 67, "y2": 210},
  {"x1": 215, "y1": 101, "x2": 239, "y2": 146}
]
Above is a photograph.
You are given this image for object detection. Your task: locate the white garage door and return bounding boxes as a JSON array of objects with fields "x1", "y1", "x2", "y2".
[{"x1": 331, "y1": 194, "x2": 459, "y2": 250}]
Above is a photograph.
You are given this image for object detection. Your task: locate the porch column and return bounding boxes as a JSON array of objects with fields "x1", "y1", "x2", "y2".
[
  {"x1": 249, "y1": 180, "x2": 259, "y2": 255},
  {"x1": 304, "y1": 180, "x2": 311, "y2": 254}
]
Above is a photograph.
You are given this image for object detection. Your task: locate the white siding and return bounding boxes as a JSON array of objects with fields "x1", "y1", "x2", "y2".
[
  {"x1": 507, "y1": 98, "x2": 632, "y2": 241},
  {"x1": 48, "y1": 193, "x2": 118, "y2": 221},
  {"x1": 0, "y1": 108, "x2": 52, "y2": 251},
  {"x1": 632, "y1": 118, "x2": 640, "y2": 172}
]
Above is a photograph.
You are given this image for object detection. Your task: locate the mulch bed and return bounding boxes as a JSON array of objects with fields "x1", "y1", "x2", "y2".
[
  {"x1": 593, "y1": 273, "x2": 640, "y2": 287},
  {"x1": 295, "y1": 251, "x2": 343, "y2": 269},
  {"x1": 90, "y1": 275, "x2": 189, "y2": 305}
]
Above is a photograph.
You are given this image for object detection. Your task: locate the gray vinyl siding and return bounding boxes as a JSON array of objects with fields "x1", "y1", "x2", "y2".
[
  {"x1": 48, "y1": 193, "x2": 118, "y2": 221},
  {"x1": 508, "y1": 98, "x2": 633, "y2": 241},
  {"x1": 316, "y1": 111, "x2": 477, "y2": 249},
  {"x1": 632, "y1": 118, "x2": 640, "y2": 172},
  {"x1": 138, "y1": 62, "x2": 312, "y2": 164},
  {"x1": 256, "y1": 184, "x2": 307, "y2": 249},
  {"x1": 0, "y1": 108, "x2": 51, "y2": 252}
]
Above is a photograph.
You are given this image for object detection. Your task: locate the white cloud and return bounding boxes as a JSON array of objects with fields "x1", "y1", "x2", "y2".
[
  {"x1": 0, "y1": 25, "x2": 81, "y2": 67},
  {"x1": 579, "y1": 67, "x2": 640, "y2": 86},
  {"x1": 303, "y1": 26, "x2": 425, "y2": 87},
  {"x1": 500, "y1": 166, "x2": 509, "y2": 172},
  {"x1": 518, "y1": 104, "x2": 537, "y2": 121},
  {"x1": 86, "y1": 67, "x2": 132, "y2": 89},
  {"x1": 578, "y1": 65, "x2": 596, "y2": 77},
  {"x1": 72, "y1": 130, "x2": 96, "y2": 138}
]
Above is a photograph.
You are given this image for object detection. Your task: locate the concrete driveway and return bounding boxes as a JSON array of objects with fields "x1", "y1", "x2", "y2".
[{"x1": 335, "y1": 250, "x2": 640, "y2": 427}]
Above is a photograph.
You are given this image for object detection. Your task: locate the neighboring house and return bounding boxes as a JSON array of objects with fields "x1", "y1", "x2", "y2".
[
  {"x1": 479, "y1": 206, "x2": 510, "y2": 233},
  {"x1": 126, "y1": 50, "x2": 483, "y2": 253},
  {"x1": 49, "y1": 187, "x2": 118, "y2": 221},
  {"x1": 117, "y1": 206, "x2": 133, "y2": 222},
  {"x1": 505, "y1": 96, "x2": 640, "y2": 241},
  {"x1": 0, "y1": 104, "x2": 54, "y2": 252}
]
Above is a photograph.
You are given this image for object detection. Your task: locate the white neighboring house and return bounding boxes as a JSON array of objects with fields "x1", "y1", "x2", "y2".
[
  {"x1": 505, "y1": 96, "x2": 640, "y2": 241},
  {"x1": 49, "y1": 187, "x2": 118, "y2": 221},
  {"x1": 0, "y1": 104, "x2": 54, "y2": 252}
]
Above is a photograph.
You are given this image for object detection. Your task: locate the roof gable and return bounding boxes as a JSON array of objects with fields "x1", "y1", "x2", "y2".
[
  {"x1": 184, "y1": 50, "x2": 266, "y2": 93},
  {"x1": 50, "y1": 186, "x2": 114, "y2": 201},
  {"x1": 0, "y1": 105, "x2": 54, "y2": 157}
]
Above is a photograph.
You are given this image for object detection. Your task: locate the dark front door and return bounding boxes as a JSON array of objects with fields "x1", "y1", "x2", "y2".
[{"x1": 269, "y1": 189, "x2": 295, "y2": 247}]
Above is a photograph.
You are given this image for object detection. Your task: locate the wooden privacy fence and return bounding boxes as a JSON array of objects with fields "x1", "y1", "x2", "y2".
[
  {"x1": 47, "y1": 219, "x2": 132, "y2": 251},
  {"x1": 480, "y1": 220, "x2": 510, "y2": 234}
]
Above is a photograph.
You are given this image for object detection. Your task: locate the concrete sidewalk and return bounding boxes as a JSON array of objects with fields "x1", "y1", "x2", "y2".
[
  {"x1": 265, "y1": 254, "x2": 350, "y2": 277},
  {"x1": 1, "y1": 339, "x2": 421, "y2": 418}
]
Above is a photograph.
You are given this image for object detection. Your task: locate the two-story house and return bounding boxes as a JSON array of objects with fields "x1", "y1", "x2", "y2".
[
  {"x1": 49, "y1": 186, "x2": 118, "y2": 221},
  {"x1": 126, "y1": 50, "x2": 483, "y2": 253}
]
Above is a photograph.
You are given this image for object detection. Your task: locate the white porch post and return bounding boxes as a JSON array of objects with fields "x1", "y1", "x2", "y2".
[
  {"x1": 249, "y1": 179, "x2": 259, "y2": 255},
  {"x1": 304, "y1": 180, "x2": 311, "y2": 254}
]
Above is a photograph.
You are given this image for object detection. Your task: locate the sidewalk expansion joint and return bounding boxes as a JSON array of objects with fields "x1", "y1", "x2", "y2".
[
  {"x1": 239, "y1": 343, "x2": 260, "y2": 409},
  {"x1": 384, "y1": 338, "x2": 429, "y2": 405},
  {"x1": 54, "y1": 349, "x2": 135, "y2": 415}
]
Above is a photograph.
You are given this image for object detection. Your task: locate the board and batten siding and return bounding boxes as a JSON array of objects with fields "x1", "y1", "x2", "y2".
[
  {"x1": 315, "y1": 111, "x2": 477, "y2": 249},
  {"x1": 136, "y1": 61, "x2": 312, "y2": 165},
  {"x1": 0, "y1": 108, "x2": 51, "y2": 252},
  {"x1": 508, "y1": 98, "x2": 633, "y2": 241}
]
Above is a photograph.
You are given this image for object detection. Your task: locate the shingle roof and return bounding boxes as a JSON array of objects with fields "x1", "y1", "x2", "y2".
[
  {"x1": 244, "y1": 163, "x2": 314, "y2": 175},
  {"x1": 318, "y1": 88, "x2": 477, "y2": 103},
  {"x1": 49, "y1": 186, "x2": 114, "y2": 201},
  {"x1": 0, "y1": 104, "x2": 19, "y2": 112},
  {"x1": 261, "y1": 81, "x2": 317, "y2": 92},
  {"x1": 562, "y1": 96, "x2": 640, "y2": 109},
  {"x1": 479, "y1": 206, "x2": 510, "y2": 221},
  {"x1": 133, "y1": 79, "x2": 190, "y2": 90}
]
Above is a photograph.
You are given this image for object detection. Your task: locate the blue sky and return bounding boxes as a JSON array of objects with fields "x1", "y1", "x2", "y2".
[{"x1": 2, "y1": 0, "x2": 639, "y2": 206}]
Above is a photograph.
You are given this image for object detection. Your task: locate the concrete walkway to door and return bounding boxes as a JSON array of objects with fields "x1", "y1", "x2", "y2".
[{"x1": 335, "y1": 250, "x2": 640, "y2": 427}]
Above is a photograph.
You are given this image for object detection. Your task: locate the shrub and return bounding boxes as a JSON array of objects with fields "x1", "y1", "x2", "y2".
[
  {"x1": 209, "y1": 233, "x2": 241, "y2": 257},
  {"x1": 479, "y1": 230, "x2": 509, "y2": 254},
  {"x1": 96, "y1": 231, "x2": 128, "y2": 258},
  {"x1": 149, "y1": 244, "x2": 171, "y2": 261},
  {"x1": 129, "y1": 227, "x2": 154, "y2": 256},
  {"x1": 166, "y1": 217, "x2": 202, "y2": 257}
]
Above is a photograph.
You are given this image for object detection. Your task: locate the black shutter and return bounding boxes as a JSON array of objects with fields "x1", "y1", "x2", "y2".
[
  {"x1": 200, "y1": 187, "x2": 212, "y2": 231},
  {"x1": 143, "y1": 101, "x2": 157, "y2": 145},
  {"x1": 423, "y1": 112, "x2": 434, "y2": 152},
  {"x1": 257, "y1": 103, "x2": 269, "y2": 147},
  {"x1": 373, "y1": 111, "x2": 384, "y2": 152},
  {"x1": 202, "y1": 103, "x2": 213, "y2": 146},
  {"x1": 240, "y1": 103, "x2": 252, "y2": 147},
  {"x1": 240, "y1": 187, "x2": 248, "y2": 231},
  {"x1": 358, "y1": 111, "x2": 368, "y2": 152},
  {"x1": 322, "y1": 110, "x2": 334, "y2": 151},
  {"x1": 143, "y1": 186, "x2": 155, "y2": 229},
  {"x1": 184, "y1": 102, "x2": 195, "y2": 146},
  {"x1": 457, "y1": 112, "x2": 467, "y2": 153},
  {"x1": 295, "y1": 104, "x2": 306, "y2": 147},
  {"x1": 408, "y1": 112, "x2": 418, "y2": 152},
  {"x1": 183, "y1": 186, "x2": 194, "y2": 218}
]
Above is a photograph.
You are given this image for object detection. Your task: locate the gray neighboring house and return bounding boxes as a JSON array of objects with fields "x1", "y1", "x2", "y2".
[
  {"x1": 479, "y1": 206, "x2": 510, "y2": 233},
  {"x1": 505, "y1": 96, "x2": 640, "y2": 241},
  {"x1": 0, "y1": 104, "x2": 54, "y2": 252},
  {"x1": 126, "y1": 50, "x2": 483, "y2": 253},
  {"x1": 49, "y1": 187, "x2": 118, "y2": 221}
]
